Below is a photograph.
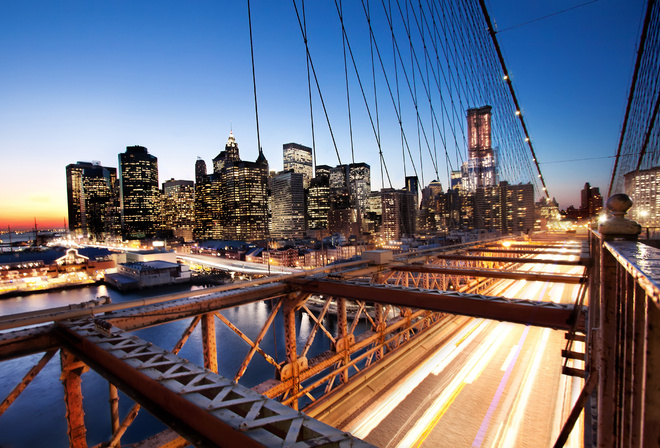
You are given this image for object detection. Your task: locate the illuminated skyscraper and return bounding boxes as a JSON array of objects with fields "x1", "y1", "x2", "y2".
[
  {"x1": 625, "y1": 167, "x2": 660, "y2": 227},
  {"x1": 66, "y1": 161, "x2": 118, "y2": 239},
  {"x1": 270, "y1": 170, "x2": 305, "y2": 239},
  {"x1": 580, "y1": 182, "x2": 603, "y2": 218},
  {"x1": 161, "y1": 179, "x2": 195, "y2": 241},
  {"x1": 381, "y1": 188, "x2": 416, "y2": 240},
  {"x1": 461, "y1": 106, "x2": 498, "y2": 192},
  {"x1": 283, "y1": 143, "x2": 313, "y2": 188},
  {"x1": 307, "y1": 176, "x2": 331, "y2": 231},
  {"x1": 118, "y1": 146, "x2": 159, "y2": 239}
]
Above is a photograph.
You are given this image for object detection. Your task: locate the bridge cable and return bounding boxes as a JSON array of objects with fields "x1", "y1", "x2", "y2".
[
  {"x1": 292, "y1": 0, "x2": 343, "y2": 167},
  {"x1": 302, "y1": 0, "x2": 318, "y2": 175},
  {"x1": 247, "y1": 0, "x2": 262, "y2": 154}
]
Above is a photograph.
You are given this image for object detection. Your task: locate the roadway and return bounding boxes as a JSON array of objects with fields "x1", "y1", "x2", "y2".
[
  {"x1": 176, "y1": 253, "x2": 302, "y2": 275},
  {"x1": 339, "y1": 250, "x2": 586, "y2": 447}
]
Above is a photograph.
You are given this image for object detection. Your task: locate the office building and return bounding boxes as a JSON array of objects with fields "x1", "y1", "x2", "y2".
[
  {"x1": 161, "y1": 179, "x2": 195, "y2": 241},
  {"x1": 119, "y1": 146, "x2": 159, "y2": 239},
  {"x1": 580, "y1": 182, "x2": 603, "y2": 219},
  {"x1": 307, "y1": 176, "x2": 331, "y2": 231},
  {"x1": 625, "y1": 167, "x2": 660, "y2": 227},
  {"x1": 270, "y1": 170, "x2": 305, "y2": 239},
  {"x1": 66, "y1": 161, "x2": 118, "y2": 239},
  {"x1": 461, "y1": 106, "x2": 498, "y2": 192},
  {"x1": 283, "y1": 143, "x2": 313, "y2": 188},
  {"x1": 381, "y1": 188, "x2": 416, "y2": 240}
]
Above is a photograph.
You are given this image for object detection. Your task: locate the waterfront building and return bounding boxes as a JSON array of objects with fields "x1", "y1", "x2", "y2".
[
  {"x1": 66, "y1": 161, "x2": 118, "y2": 239},
  {"x1": 270, "y1": 170, "x2": 306, "y2": 239},
  {"x1": 105, "y1": 260, "x2": 191, "y2": 291},
  {"x1": 161, "y1": 179, "x2": 195, "y2": 241},
  {"x1": 118, "y1": 146, "x2": 159, "y2": 239},
  {"x1": 461, "y1": 106, "x2": 499, "y2": 192},
  {"x1": 625, "y1": 167, "x2": 660, "y2": 227},
  {"x1": 580, "y1": 182, "x2": 603, "y2": 219},
  {"x1": 283, "y1": 143, "x2": 313, "y2": 188}
]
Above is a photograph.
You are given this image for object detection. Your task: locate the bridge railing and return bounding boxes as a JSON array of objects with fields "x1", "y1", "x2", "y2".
[{"x1": 585, "y1": 195, "x2": 660, "y2": 447}]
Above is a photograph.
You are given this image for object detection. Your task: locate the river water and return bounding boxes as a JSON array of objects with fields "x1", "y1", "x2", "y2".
[{"x1": 0, "y1": 283, "x2": 341, "y2": 447}]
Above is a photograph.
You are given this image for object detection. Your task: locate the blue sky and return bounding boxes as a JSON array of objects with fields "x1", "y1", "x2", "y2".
[{"x1": 0, "y1": 0, "x2": 645, "y2": 229}]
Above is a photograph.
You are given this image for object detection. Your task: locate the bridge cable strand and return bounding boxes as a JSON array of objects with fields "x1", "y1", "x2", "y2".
[
  {"x1": 292, "y1": 0, "x2": 343, "y2": 167},
  {"x1": 302, "y1": 0, "x2": 318, "y2": 175},
  {"x1": 247, "y1": 0, "x2": 261, "y2": 154},
  {"x1": 477, "y1": 0, "x2": 550, "y2": 198},
  {"x1": 609, "y1": 0, "x2": 660, "y2": 195}
]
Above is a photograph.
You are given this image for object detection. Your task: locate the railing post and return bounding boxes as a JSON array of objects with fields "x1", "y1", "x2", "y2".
[
  {"x1": 596, "y1": 194, "x2": 642, "y2": 447},
  {"x1": 60, "y1": 350, "x2": 89, "y2": 448},
  {"x1": 201, "y1": 313, "x2": 218, "y2": 373},
  {"x1": 643, "y1": 296, "x2": 660, "y2": 447},
  {"x1": 597, "y1": 238, "x2": 618, "y2": 448}
]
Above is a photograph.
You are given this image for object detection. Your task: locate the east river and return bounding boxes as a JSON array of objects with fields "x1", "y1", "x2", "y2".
[{"x1": 0, "y1": 283, "x2": 342, "y2": 447}]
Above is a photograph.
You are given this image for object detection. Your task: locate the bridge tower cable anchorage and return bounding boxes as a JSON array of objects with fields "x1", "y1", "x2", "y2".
[{"x1": 477, "y1": 0, "x2": 550, "y2": 198}]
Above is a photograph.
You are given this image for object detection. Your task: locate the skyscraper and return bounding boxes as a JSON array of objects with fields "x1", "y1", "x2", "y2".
[
  {"x1": 283, "y1": 143, "x2": 313, "y2": 188},
  {"x1": 66, "y1": 161, "x2": 117, "y2": 239},
  {"x1": 270, "y1": 170, "x2": 305, "y2": 239},
  {"x1": 161, "y1": 179, "x2": 195, "y2": 241},
  {"x1": 307, "y1": 176, "x2": 331, "y2": 231},
  {"x1": 461, "y1": 106, "x2": 498, "y2": 192},
  {"x1": 197, "y1": 133, "x2": 269, "y2": 242},
  {"x1": 625, "y1": 168, "x2": 660, "y2": 227},
  {"x1": 580, "y1": 182, "x2": 603, "y2": 219},
  {"x1": 118, "y1": 146, "x2": 159, "y2": 239}
]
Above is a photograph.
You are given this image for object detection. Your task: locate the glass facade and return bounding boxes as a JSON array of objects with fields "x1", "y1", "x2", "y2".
[{"x1": 119, "y1": 146, "x2": 159, "y2": 239}]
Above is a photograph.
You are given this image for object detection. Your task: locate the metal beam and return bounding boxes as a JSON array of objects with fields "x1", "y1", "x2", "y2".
[
  {"x1": 431, "y1": 254, "x2": 586, "y2": 266},
  {"x1": 106, "y1": 283, "x2": 288, "y2": 330},
  {"x1": 287, "y1": 278, "x2": 583, "y2": 331},
  {"x1": 57, "y1": 319, "x2": 373, "y2": 448},
  {"x1": 391, "y1": 265, "x2": 584, "y2": 284},
  {"x1": 467, "y1": 248, "x2": 581, "y2": 256}
]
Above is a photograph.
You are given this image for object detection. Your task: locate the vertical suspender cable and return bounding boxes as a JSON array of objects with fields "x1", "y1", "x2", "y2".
[
  {"x1": 302, "y1": 0, "x2": 318, "y2": 175},
  {"x1": 247, "y1": 0, "x2": 261, "y2": 154}
]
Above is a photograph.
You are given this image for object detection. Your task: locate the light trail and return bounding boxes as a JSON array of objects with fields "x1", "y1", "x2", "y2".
[
  {"x1": 396, "y1": 322, "x2": 517, "y2": 448},
  {"x1": 348, "y1": 318, "x2": 489, "y2": 438}
]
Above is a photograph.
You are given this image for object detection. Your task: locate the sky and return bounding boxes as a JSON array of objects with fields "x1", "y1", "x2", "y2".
[{"x1": 0, "y1": 0, "x2": 646, "y2": 230}]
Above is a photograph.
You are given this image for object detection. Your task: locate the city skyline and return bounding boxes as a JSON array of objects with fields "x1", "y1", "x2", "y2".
[{"x1": 0, "y1": 1, "x2": 646, "y2": 230}]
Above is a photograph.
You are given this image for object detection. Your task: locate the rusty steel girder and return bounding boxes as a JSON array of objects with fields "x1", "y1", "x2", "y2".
[
  {"x1": 391, "y1": 265, "x2": 584, "y2": 284},
  {"x1": 286, "y1": 278, "x2": 583, "y2": 332}
]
